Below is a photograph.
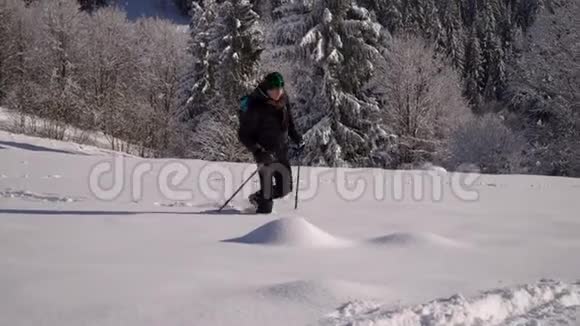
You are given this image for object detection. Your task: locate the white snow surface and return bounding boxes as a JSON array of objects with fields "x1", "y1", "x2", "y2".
[
  {"x1": 1, "y1": 130, "x2": 580, "y2": 326},
  {"x1": 0, "y1": 107, "x2": 140, "y2": 155}
]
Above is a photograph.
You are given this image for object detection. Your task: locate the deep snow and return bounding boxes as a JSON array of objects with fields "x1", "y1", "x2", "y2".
[
  {"x1": 1, "y1": 130, "x2": 580, "y2": 325},
  {"x1": 324, "y1": 280, "x2": 580, "y2": 326}
]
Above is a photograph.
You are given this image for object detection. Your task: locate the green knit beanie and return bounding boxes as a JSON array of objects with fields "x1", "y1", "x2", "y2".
[{"x1": 263, "y1": 72, "x2": 285, "y2": 89}]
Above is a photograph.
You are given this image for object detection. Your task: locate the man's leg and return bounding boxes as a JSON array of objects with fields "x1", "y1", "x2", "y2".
[
  {"x1": 272, "y1": 158, "x2": 293, "y2": 199},
  {"x1": 256, "y1": 164, "x2": 274, "y2": 213}
]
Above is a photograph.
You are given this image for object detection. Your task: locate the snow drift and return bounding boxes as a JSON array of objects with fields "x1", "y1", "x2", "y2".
[
  {"x1": 323, "y1": 280, "x2": 580, "y2": 326},
  {"x1": 223, "y1": 217, "x2": 352, "y2": 248},
  {"x1": 224, "y1": 218, "x2": 467, "y2": 249},
  {"x1": 367, "y1": 232, "x2": 465, "y2": 248}
]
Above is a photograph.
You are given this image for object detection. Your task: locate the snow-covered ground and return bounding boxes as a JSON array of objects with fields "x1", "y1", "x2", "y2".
[
  {"x1": 0, "y1": 107, "x2": 146, "y2": 156},
  {"x1": 1, "y1": 130, "x2": 580, "y2": 325}
]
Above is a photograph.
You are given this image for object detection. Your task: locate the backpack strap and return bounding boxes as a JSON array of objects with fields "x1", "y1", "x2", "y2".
[{"x1": 240, "y1": 95, "x2": 250, "y2": 113}]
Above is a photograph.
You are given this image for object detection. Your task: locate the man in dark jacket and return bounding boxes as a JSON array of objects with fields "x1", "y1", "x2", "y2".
[{"x1": 238, "y1": 72, "x2": 303, "y2": 214}]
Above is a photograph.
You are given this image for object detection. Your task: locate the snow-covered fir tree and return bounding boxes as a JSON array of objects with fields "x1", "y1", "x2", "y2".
[
  {"x1": 353, "y1": 0, "x2": 544, "y2": 107},
  {"x1": 463, "y1": 26, "x2": 483, "y2": 108},
  {"x1": 437, "y1": 0, "x2": 464, "y2": 69},
  {"x1": 182, "y1": 2, "x2": 215, "y2": 125},
  {"x1": 186, "y1": 0, "x2": 264, "y2": 161},
  {"x1": 273, "y1": 0, "x2": 389, "y2": 167},
  {"x1": 506, "y1": 0, "x2": 579, "y2": 176},
  {"x1": 208, "y1": 0, "x2": 263, "y2": 110},
  {"x1": 478, "y1": 0, "x2": 505, "y2": 101}
]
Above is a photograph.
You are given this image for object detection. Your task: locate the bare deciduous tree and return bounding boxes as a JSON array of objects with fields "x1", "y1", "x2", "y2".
[
  {"x1": 192, "y1": 112, "x2": 252, "y2": 162},
  {"x1": 133, "y1": 17, "x2": 190, "y2": 157},
  {"x1": 1, "y1": 0, "x2": 38, "y2": 125},
  {"x1": 79, "y1": 6, "x2": 137, "y2": 149},
  {"x1": 448, "y1": 114, "x2": 524, "y2": 173},
  {"x1": 1, "y1": 1, "x2": 192, "y2": 156},
  {"x1": 0, "y1": 0, "x2": 25, "y2": 101},
  {"x1": 25, "y1": 0, "x2": 87, "y2": 139},
  {"x1": 372, "y1": 36, "x2": 471, "y2": 165}
]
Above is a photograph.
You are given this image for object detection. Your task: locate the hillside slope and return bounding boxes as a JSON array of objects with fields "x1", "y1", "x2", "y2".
[{"x1": 1, "y1": 131, "x2": 579, "y2": 325}]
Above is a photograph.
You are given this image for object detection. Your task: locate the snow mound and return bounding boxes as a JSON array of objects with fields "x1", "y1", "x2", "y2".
[
  {"x1": 258, "y1": 279, "x2": 385, "y2": 305},
  {"x1": 368, "y1": 232, "x2": 464, "y2": 248},
  {"x1": 323, "y1": 280, "x2": 580, "y2": 326},
  {"x1": 223, "y1": 217, "x2": 352, "y2": 248}
]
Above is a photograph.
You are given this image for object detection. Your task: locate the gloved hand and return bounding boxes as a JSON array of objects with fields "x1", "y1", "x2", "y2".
[
  {"x1": 295, "y1": 136, "x2": 306, "y2": 151},
  {"x1": 254, "y1": 149, "x2": 275, "y2": 166},
  {"x1": 293, "y1": 135, "x2": 305, "y2": 150},
  {"x1": 297, "y1": 140, "x2": 306, "y2": 151}
]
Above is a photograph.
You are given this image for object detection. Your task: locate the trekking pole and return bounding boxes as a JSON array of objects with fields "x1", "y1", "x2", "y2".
[
  {"x1": 294, "y1": 164, "x2": 301, "y2": 210},
  {"x1": 218, "y1": 169, "x2": 259, "y2": 212},
  {"x1": 294, "y1": 146, "x2": 304, "y2": 210}
]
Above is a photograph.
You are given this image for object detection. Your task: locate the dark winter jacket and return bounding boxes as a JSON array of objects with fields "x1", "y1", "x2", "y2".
[{"x1": 238, "y1": 87, "x2": 302, "y2": 157}]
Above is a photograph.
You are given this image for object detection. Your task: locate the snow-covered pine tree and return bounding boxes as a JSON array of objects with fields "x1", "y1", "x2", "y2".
[
  {"x1": 382, "y1": 0, "x2": 403, "y2": 33},
  {"x1": 189, "y1": 0, "x2": 264, "y2": 162},
  {"x1": 208, "y1": 0, "x2": 263, "y2": 111},
  {"x1": 478, "y1": 0, "x2": 506, "y2": 102},
  {"x1": 273, "y1": 0, "x2": 388, "y2": 167},
  {"x1": 412, "y1": 0, "x2": 440, "y2": 40},
  {"x1": 506, "y1": 0, "x2": 579, "y2": 176},
  {"x1": 358, "y1": 0, "x2": 546, "y2": 108},
  {"x1": 359, "y1": 0, "x2": 403, "y2": 34},
  {"x1": 181, "y1": 2, "x2": 215, "y2": 125},
  {"x1": 514, "y1": 0, "x2": 541, "y2": 33},
  {"x1": 463, "y1": 26, "x2": 483, "y2": 109},
  {"x1": 437, "y1": 0, "x2": 464, "y2": 69}
]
